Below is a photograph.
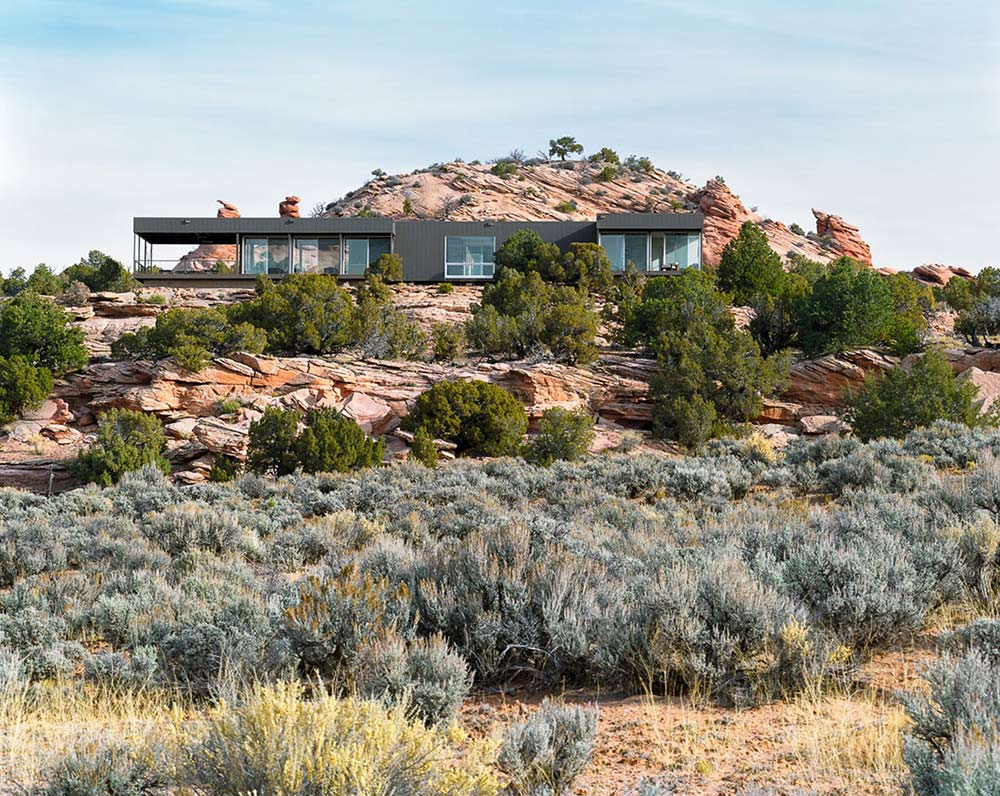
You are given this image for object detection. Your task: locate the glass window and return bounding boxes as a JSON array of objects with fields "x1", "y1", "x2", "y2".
[
  {"x1": 445, "y1": 236, "x2": 495, "y2": 278},
  {"x1": 293, "y1": 238, "x2": 340, "y2": 274},
  {"x1": 343, "y1": 238, "x2": 369, "y2": 275},
  {"x1": 369, "y1": 237, "x2": 391, "y2": 264},
  {"x1": 343, "y1": 237, "x2": 391, "y2": 276},
  {"x1": 664, "y1": 233, "x2": 702, "y2": 269},
  {"x1": 650, "y1": 233, "x2": 665, "y2": 270},
  {"x1": 599, "y1": 234, "x2": 625, "y2": 272},
  {"x1": 624, "y1": 234, "x2": 648, "y2": 271},
  {"x1": 242, "y1": 237, "x2": 289, "y2": 275}
]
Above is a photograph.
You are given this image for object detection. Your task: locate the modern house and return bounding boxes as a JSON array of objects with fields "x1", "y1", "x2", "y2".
[{"x1": 132, "y1": 212, "x2": 704, "y2": 286}]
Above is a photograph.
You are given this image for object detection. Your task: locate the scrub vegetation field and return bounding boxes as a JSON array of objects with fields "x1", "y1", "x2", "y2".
[{"x1": 5, "y1": 423, "x2": 1000, "y2": 794}]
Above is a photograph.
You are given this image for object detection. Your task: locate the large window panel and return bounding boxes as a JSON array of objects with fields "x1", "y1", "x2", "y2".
[
  {"x1": 445, "y1": 236, "x2": 495, "y2": 278},
  {"x1": 369, "y1": 237, "x2": 391, "y2": 264},
  {"x1": 343, "y1": 238, "x2": 369, "y2": 275},
  {"x1": 242, "y1": 237, "x2": 289, "y2": 275},
  {"x1": 293, "y1": 238, "x2": 341, "y2": 274},
  {"x1": 624, "y1": 234, "x2": 648, "y2": 271},
  {"x1": 343, "y1": 237, "x2": 391, "y2": 275},
  {"x1": 664, "y1": 233, "x2": 702, "y2": 269},
  {"x1": 242, "y1": 238, "x2": 268, "y2": 275},
  {"x1": 600, "y1": 234, "x2": 625, "y2": 272}
]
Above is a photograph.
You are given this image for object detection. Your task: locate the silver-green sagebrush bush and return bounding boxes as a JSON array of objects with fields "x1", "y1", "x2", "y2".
[
  {"x1": 499, "y1": 699, "x2": 598, "y2": 796},
  {"x1": 6, "y1": 430, "x2": 1000, "y2": 706}
]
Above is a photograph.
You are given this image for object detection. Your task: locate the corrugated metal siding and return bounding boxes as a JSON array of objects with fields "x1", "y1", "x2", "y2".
[
  {"x1": 595, "y1": 212, "x2": 704, "y2": 231},
  {"x1": 395, "y1": 220, "x2": 598, "y2": 281}
]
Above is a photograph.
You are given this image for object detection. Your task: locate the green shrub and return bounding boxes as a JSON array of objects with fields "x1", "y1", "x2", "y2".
[
  {"x1": 0, "y1": 355, "x2": 53, "y2": 425},
  {"x1": 430, "y1": 323, "x2": 465, "y2": 362},
  {"x1": 490, "y1": 161, "x2": 518, "y2": 179},
  {"x1": 246, "y1": 406, "x2": 299, "y2": 476},
  {"x1": 74, "y1": 411, "x2": 170, "y2": 486},
  {"x1": 845, "y1": 349, "x2": 982, "y2": 441},
  {"x1": 795, "y1": 259, "x2": 896, "y2": 356},
  {"x1": 524, "y1": 407, "x2": 595, "y2": 466},
  {"x1": 939, "y1": 276, "x2": 974, "y2": 311},
  {"x1": 789, "y1": 222, "x2": 806, "y2": 236},
  {"x1": 227, "y1": 274, "x2": 355, "y2": 356},
  {"x1": 498, "y1": 699, "x2": 598, "y2": 796},
  {"x1": 902, "y1": 653, "x2": 1000, "y2": 795},
  {"x1": 1, "y1": 267, "x2": 27, "y2": 296},
  {"x1": 281, "y1": 568, "x2": 411, "y2": 678},
  {"x1": 885, "y1": 273, "x2": 932, "y2": 354},
  {"x1": 622, "y1": 271, "x2": 788, "y2": 446},
  {"x1": 716, "y1": 222, "x2": 786, "y2": 306},
  {"x1": 598, "y1": 164, "x2": 618, "y2": 181},
  {"x1": 61, "y1": 250, "x2": 137, "y2": 293},
  {"x1": 111, "y1": 307, "x2": 266, "y2": 371},
  {"x1": 495, "y1": 229, "x2": 561, "y2": 277},
  {"x1": 366, "y1": 252, "x2": 404, "y2": 282},
  {"x1": 624, "y1": 155, "x2": 655, "y2": 174},
  {"x1": 437, "y1": 282, "x2": 454, "y2": 294},
  {"x1": 247, "y1": 407, "x2": 384, "y2": 476},
  {"x1": 588, "y1": 147, "x2": 620, "y2": 165},
  {"x1": 554, "y1": 200, "x2": 576, "y2": 213},
  {"x1": 351, "y1": 277, "x2": 427, "y2": 359},
  {"x1": 748, "y1": 273, "x2": 809, "y2": 355},
  {"x1": 24, "y1": 264, "x2": 63, "y2": 296},
  {"x1": 358, "y1": 634, "x2": 472, "y2": 725},
  {"x1": 955, "y1": 297, "x2": 1000, "y2": 347},
  {"x1": 402, "y1": 379, "x2": 527, "y2": 456},
  {"x1": 466, "y1": 270, "x2": 599, "y2": 364},
  {"x1": 402, "y1": 197, "x2": 415, "y2": 216},
  {"x1": 409, "y1": 426, "x2": 439, "y2": 468},
  {"x1": 0, "y1": 291, "x2": 87, "y2": 374}
]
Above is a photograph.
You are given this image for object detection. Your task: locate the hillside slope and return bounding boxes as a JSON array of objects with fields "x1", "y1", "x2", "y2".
[{"x1": 322, "y1": 158, "x2": 871, "y2": 267}]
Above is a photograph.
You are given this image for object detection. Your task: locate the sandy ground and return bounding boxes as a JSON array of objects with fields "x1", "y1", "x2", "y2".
[{"x1": 460, "y1": 640, "x2": 935, "y2": 795}]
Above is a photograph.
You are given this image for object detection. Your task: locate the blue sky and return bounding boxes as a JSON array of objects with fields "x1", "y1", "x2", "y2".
[{"x1": 0, "y1": 0, "x2": 997, "y2": 272}]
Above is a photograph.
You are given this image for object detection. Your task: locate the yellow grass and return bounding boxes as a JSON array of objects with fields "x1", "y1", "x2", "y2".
[{"x1": 0, "y1": 679, "x2": 184, "y2": 787}]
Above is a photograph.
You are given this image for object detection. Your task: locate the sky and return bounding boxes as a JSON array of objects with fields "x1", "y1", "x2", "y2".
[{"x1": 0, "y1": 0, "x2": 997, "y2": 273}]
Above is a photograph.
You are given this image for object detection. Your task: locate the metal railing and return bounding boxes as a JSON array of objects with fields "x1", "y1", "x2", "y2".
[{"x1": 132, "y1": 259, "x2": 238, "y2": 274}]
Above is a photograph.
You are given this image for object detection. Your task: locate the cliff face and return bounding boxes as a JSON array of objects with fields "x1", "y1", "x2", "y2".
[{"x1": 321, "y1": 159, "x2": 870, "y2": 268}]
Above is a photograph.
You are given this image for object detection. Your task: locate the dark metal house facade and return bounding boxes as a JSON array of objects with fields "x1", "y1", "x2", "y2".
[{"x1": 132, "y1": 212, "x2": 705, "y2": 286}]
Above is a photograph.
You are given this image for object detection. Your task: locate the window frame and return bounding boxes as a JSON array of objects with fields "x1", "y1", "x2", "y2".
[{"x1": 444, "y1": 235, "x2": 496, "y2": 280}]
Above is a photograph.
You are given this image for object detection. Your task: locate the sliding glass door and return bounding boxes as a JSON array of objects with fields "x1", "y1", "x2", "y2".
[
  {"x1": 292, "y1": 238, "x2": 341, "y2": 274},
  {"x1": 242, "y1": 238, "x2": 290, "y2": 275}
]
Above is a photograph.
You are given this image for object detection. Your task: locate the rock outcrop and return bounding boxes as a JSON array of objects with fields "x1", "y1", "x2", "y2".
[
  {"x1": 911, "y1": 264, "x2": 974, "y2": 286},
  {"x1": 279, "y1": 196, "x2": 300, "y2": 218},
  {"x1": 687, "y1": 179, "x2": 753, "y2": 267},
  {"x1": 812, "y1": 209, "x2": 872, "y2": 265},
  {"x1": 216, "y1": 200, "x2": 240, "y2": 219}
]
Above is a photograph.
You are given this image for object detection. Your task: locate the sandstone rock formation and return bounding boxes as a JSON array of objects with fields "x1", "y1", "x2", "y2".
[
  {"x1": 325, "y1": 159, "x2": 862, "y2": 267},
  {"x1": 687, "y1": 179, "x2": 753, "y2": 267},
  {"x1": 911, "y1": 264, "x2": 974, "y2": 286},
  {"x1": 279, "y1": 195, "x2": 300, "y2": 218},
  {"x1": 216, "y1": 200, "x2": 240, "y2": 219},
  {"x1": 812, "y1": 209, "x2": 872, "y2": 265}
]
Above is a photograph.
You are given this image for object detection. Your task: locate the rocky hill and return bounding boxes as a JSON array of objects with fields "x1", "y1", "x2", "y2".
[{"x1": 321, "y1": 158, "x2": 871, "y2": 267}]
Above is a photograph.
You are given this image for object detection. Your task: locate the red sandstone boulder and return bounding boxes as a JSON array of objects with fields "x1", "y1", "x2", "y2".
[
  {"x1": 911, "y1": 264, "x2": 975, "y2": 286},
  {"x1": 216, "y1": 200, "x2": 240, "y2": 219},
  {"x1": 279, "y1": 196, "x2": 301, "y2": 218},
  {"x1": 811, "y1": 209, "x2": 872, "y2": 265}
]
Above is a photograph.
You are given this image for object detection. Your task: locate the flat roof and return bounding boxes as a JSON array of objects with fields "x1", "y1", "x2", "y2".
[
  {"x1": 134, "y1": 211, "x2": 703, "y2": 244},
  {"x1": 133, "y1": 216, "x2": 394, "y2": 244}
]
